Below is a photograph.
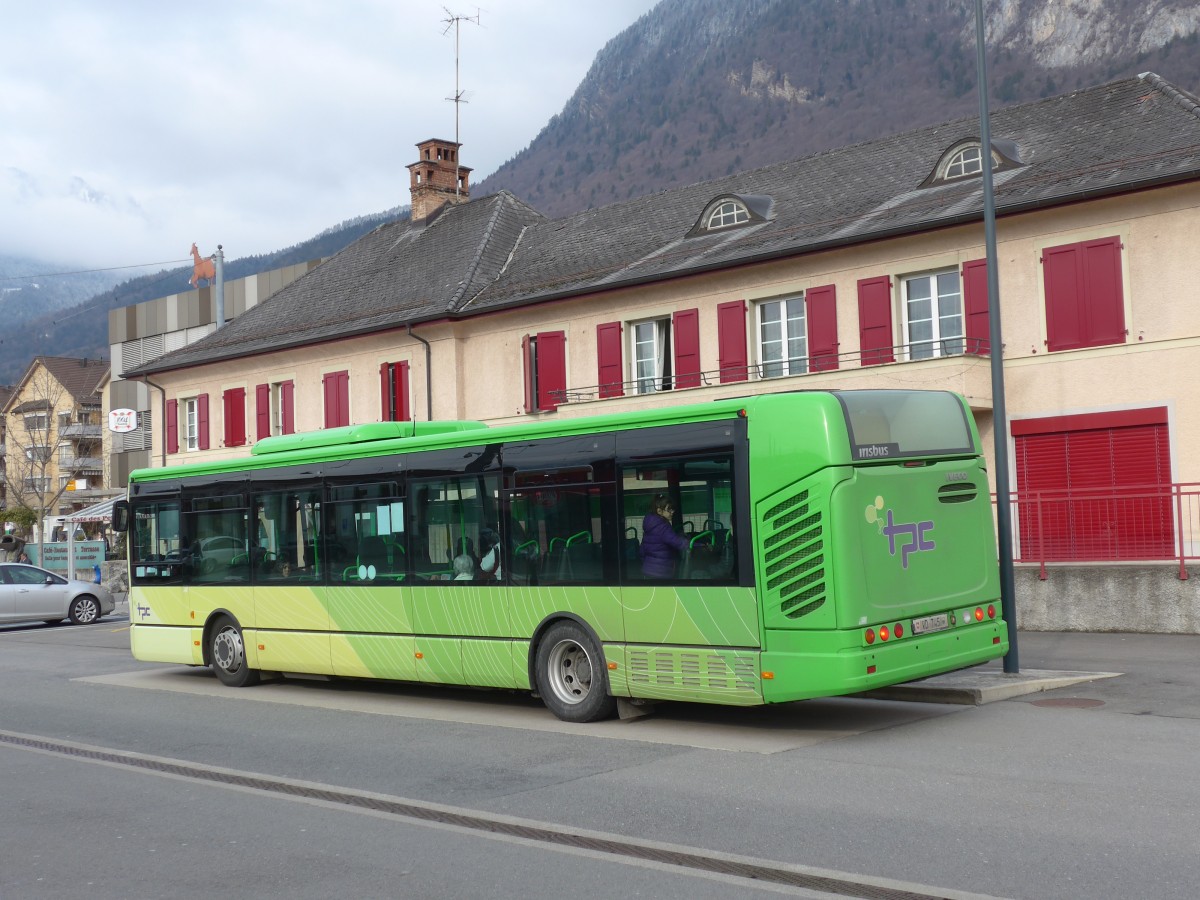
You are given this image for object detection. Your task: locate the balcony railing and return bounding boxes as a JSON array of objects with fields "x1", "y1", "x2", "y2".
[
  {"x1": 994, "y1": 483, "x2": 1200, "y2": 580},
  {"x1": 553, "y1": 339, "x2": 991, "y2": 405},
  {"x1": 60, "y1": 424, "x2": 103, "y2": 439},
  {"x1": 61, "y1": 457, "x2": 103, "y2": 471}
]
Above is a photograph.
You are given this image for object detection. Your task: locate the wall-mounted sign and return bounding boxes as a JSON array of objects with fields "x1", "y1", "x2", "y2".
[{"x1": 109, "y1": 408, "x2": 138, "y2": 433}]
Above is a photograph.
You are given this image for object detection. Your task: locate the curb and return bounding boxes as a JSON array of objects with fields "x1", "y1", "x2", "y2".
[{"x1": 860, "y1": 668, "x2": 1123, "y2": 705}]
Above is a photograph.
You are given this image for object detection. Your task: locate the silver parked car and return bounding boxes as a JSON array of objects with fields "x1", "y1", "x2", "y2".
[{"x1": 0, "y1": 563, "x2": 115, "y2": 625}]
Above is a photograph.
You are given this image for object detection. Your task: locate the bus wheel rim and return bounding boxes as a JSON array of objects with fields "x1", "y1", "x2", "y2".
[
  {"x1": 546, "y1": 639, "x2": 592, "y2": 706},
  {"x1": 213, "y1": 626, "x2": 245, "y2": 674}
]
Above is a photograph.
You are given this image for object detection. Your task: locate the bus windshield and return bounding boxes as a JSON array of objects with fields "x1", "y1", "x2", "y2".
[{"x1": 838, "y1": 390, "x2": 974, "y2": 461}]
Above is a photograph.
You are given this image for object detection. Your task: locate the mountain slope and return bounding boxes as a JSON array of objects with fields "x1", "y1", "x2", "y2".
[{"x1": 475, "y1": 0, "x2": 1200, "y2": 217}]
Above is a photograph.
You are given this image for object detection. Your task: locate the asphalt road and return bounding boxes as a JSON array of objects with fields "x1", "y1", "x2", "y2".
[{"x1": 2, "y1": 611, "x2": 1197, "y2": 899}]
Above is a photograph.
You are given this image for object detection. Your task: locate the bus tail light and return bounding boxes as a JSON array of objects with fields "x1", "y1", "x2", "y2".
[
  {"x1": 974, "y1": 607, "x2": 984, "y2": 622},
  {"x1": 879, "y1": 626, "x2": 890, "y2": 641},
  {"x1": 865, "y1": 628, "x2": 876, "y2": 644},
  {"x1": 987, "y1": 604, "x2": 996, "y2": 619},
  {"x1": 867, "y1": 665, "x2": 877, "y2": 674}
]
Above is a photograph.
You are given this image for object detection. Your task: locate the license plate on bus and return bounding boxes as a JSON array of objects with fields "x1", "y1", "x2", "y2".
[{"x1": 911, "y1": 613, "x2": 950, "y2": 635}]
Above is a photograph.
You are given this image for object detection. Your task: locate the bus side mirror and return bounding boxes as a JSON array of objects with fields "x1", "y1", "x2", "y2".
[{"x1": 112, "y1": 500, "x2": 129, "y2": 533}]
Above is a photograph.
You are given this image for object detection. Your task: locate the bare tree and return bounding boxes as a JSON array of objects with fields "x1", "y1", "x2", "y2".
[{"x1": 3, "y1": 367, "x2": 72, "y2": 542}]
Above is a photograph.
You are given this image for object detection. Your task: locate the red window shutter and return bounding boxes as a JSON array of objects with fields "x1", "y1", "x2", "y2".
[
  {"x1": 672, "y1": 308, "x2": 701, "y2": 388},
  {"x1": 255, "y1": 383, "x2": 270, "y2": 441},
  {"x1": 223, "y1": 387, "x2": 246, "y2": 447},
  {"x1": 522, "y1": 334, "x2": 534, "y2": 413},
  {"x1": 379, "y1": 362, "x2": 390, "y2": 421},
  {"x1": 536, "y1": 331, "x2": 566, "y2": 412},
  {"x1": 716, "y1": 300, "x2": 748, "y2": 383},
  {"x1": 857, "y1": 276, "x2": 895, "y2": 365},
  {"x1": 1043, "y1": 236, "x2": 1125, "y2": 352},
  {"x1": 197, "y1": 393, "x2": 210, "y2": 450},
  {"x1": 596, "y1": 322, "x2": 624, "y2": 398},
  {"x1": 962, "y1": 259, "x2": 990, "y2": 355},
  {"x1": 166, "y1": 399, "x2": 179, "y2": 455},
  {"x1": 323, "y1": 374, "x2": 335, "y2": 428},
  {"x1": 323, "y1": 370, "x2": 349, "y2": 427},
  {"x1": 806, "y1": 285, "x2": 840, "y2": 372},
  {"x1": 1043, "y1": 243, "x2": 1084, "y2": 351},
  {"x1": 280, "y1": 381, "x2": 295, "y2": 434},
  {"x1": 393, "y1": 361, "x2": 411, "y2": 422},
  {"x1": 1082, "y1": 237, "x2": 1126, "y2": 347}
]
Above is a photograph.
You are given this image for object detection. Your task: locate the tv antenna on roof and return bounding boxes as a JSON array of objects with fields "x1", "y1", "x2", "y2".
[{"x1": 442, "y1": 8, "x2": 481, "y2": 197}]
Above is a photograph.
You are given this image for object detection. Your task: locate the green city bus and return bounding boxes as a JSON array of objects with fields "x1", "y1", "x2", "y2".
[{"x1": 115, "y1": 390, "x2": 1007, "y2": 722}]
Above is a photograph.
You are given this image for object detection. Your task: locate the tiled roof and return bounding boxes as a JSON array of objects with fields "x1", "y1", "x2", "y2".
[
  {"x1": 32, "y1": 357, "x2": 108, "y2": 402},
  {"x1": 135, "y1": 73, "x2": 1200, "y2": 375},
  {"x1": 133, "y1": 191, "x2": 544, "y2": 374}
]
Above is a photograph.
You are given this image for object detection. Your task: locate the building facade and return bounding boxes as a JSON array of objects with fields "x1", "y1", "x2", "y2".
[
  {"x1": 1, "y1": 357, "x2": 109, "y2": 528},
  {"x1": 108, "y1": 258, "x2": 321, "y2": 486},
  {"x1": 128, "y1": 77, "x2": 1200, "y2": 563}
]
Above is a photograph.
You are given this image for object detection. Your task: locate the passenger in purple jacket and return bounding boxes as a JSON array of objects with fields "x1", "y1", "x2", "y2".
[{"x1": 640, "y1": 494, "x2": 689, "y2": 578}]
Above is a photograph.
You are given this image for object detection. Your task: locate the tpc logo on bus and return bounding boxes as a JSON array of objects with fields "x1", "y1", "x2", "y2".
[{"x1": 865, "y1": 496, "x2": 935, "y2": 569}]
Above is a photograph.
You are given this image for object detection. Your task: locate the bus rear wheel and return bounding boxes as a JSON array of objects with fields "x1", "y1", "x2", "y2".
[
  {"x1": 535, "y1": 621, "x2": 616, "y2": 723},
  {"x1": 210, "y1": 616, "x2": 260, "y2": 688}
]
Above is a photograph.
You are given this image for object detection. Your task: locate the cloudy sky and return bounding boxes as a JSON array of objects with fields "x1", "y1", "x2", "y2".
[{"x1": 0, "y1": 1, "x2": 659, "y2": 271}]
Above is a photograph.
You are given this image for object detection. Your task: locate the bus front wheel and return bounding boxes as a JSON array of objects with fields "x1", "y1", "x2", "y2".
[
  {"x1": 209, "y1": 616, "x2": 260, "y2": 688},
  {"x1": 534, "y1": 621, "x2": 616, "y2": 723}
]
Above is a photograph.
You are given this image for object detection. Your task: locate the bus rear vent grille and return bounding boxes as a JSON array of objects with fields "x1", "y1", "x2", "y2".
[
  {"x1": 938, "y1": 482, "x2": 978, "y2": 503},
  {"x1": 628, "y1": 650, "x2": 758, "y2": 692},
  {"x1": 763, "y1": 488, "x2": 826, "y2": 620}
]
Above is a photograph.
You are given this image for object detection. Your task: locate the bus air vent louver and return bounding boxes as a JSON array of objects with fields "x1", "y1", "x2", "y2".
[
  {"x1": 763, "y1": 487, "x2": 827, "y2": 620},
  {"x1": 938, "y1": 482, "x2": 978, "y2": 503}
]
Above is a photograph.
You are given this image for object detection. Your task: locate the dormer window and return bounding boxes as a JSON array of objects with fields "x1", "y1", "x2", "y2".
[
  {"x1": 706, "y1": 200, "x2": 751, "y2": 230},
  {"x1": 944, "y1": 145, "x2": 985, "y2": 179},
  {"x1": 688, "y1": 193, "x2": 772, "y2": 237},
  {"x1": 924, "y1": 139, "x2": 1023, "y2": 188}
]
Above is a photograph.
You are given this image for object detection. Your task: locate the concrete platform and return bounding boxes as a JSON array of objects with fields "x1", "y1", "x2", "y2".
[{"x1": 861, "y1": 666, "x2": 1122, "y2": 705}]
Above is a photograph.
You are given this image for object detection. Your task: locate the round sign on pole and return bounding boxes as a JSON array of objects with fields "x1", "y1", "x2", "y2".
[{"x1": 109, "y1": 408, "x2": 139, "y2": 433}]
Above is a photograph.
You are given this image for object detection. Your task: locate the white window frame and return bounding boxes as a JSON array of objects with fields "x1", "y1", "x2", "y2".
[
  {"x1": 270, "y1": 383, "x2": 284, "y2": 436},
  {"x1": 902, "y1": 270, "x2": 965, "y2": 360},
  {"x1": 184, "y1": 397, "x2": 199, "y2": 452},
  {"x1": 704, "y1": 200, "x2": 750, "y2": 231},
  {"x1": 756, "y1": 295, "x2": 808, "y2": 378},
  {"x1": 630, "y1": 318, "x2": 672, "y2": 395}
]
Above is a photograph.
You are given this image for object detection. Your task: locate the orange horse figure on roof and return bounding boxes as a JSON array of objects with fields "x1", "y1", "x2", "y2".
[{"x1": 190, "y1": 243, "x2": 215, "y2": 287}]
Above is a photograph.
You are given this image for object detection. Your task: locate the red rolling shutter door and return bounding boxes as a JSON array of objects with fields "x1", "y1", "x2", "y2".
[
  {"x1": 716, "y1": 300, "x2": 748, "y2": 383},
  {"x1": 197, "y1": 393, "x2": 210, "y2": 450},
  {"x1": 280, "y1": 381, "x2": 295, "y2": 434},
  {"x1": 857, "y1": 276, "x2": 895, "y2": 365},
  {"x1": 223, "y1": 388, "x2": 246, "y2": 447},
  {"x1": 1042, "y1": 236, "x2": 1125, "y2": 351},
  {"x1": 962, "y1": 259, "x2": 990, "y2": 355},
  {"x1": 166, "y1": 399, "x2": 178, "y2": 454},
  {"x1": 1013, "y1": 408, "x2": 1172, "y2": 560},
  {"x1": 805, "y1": 284, "x2": 839, "y2": 371},
  {"x1": 596, "y1": 322, "x2": 624, "y2": 398},
  {"x1": 672, "y1": 308, "x2": 701, "y2": 388},
  {"x1": 536, "y1": 331, "x2": 566, "y2": 412},
  {"x1": 255, "y1": 384, "x2": 270, "y2": 441}
]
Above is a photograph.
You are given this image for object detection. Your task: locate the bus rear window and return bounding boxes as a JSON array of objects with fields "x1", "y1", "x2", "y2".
[{"x1": 837, "y1": 390, "x2": 974, "y2": 461}]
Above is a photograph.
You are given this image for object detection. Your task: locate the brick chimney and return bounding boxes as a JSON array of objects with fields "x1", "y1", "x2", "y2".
[{"x1": 406, "y1": 138, "x2": 472, "y2": 222}]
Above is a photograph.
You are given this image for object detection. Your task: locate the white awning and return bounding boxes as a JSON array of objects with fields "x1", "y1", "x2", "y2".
[{"x1": 68, "y1": 496, "x2": 121, "y2": 524}]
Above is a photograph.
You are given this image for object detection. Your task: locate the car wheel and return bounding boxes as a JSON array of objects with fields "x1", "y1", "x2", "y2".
[
  {"x1": 534, "y1": 620, "x2": 616, "y2": 723},
  {"x1": 209, "y1": 616, "x2": 260, "y2": 687},
  {"x1": 69, "y1": 595, "x2": 102, "y2": 625}
]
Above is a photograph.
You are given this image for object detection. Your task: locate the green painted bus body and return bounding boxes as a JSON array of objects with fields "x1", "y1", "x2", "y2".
[{"x1": 127, "y1": 391, "x2": 1007, "y2": 708}]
